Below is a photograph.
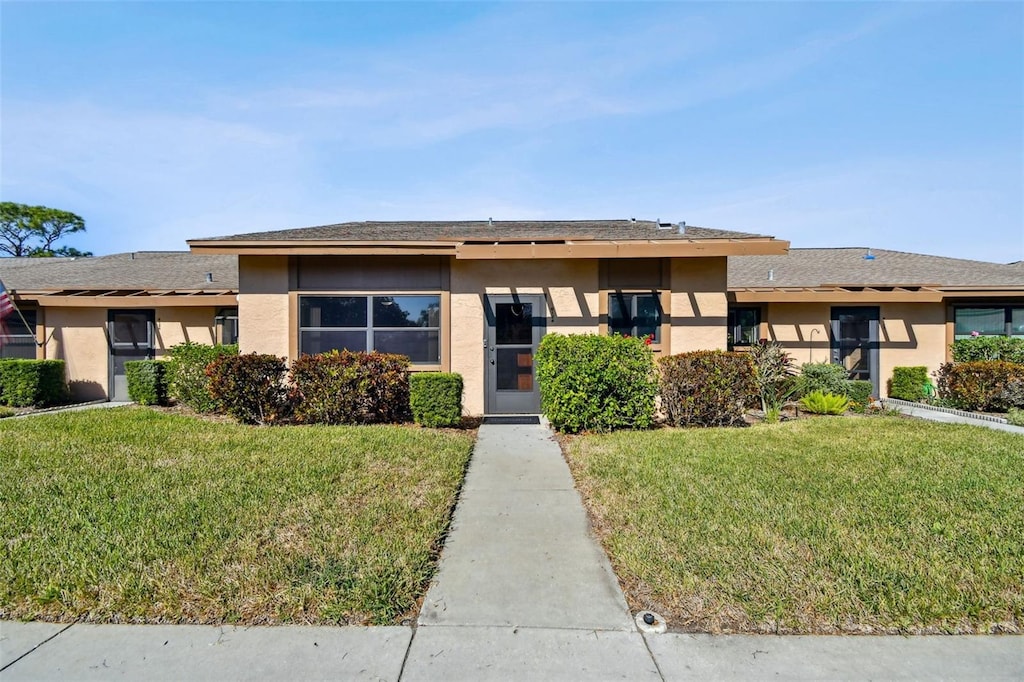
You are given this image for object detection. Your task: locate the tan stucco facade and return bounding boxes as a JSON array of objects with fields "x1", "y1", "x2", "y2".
[
  {"x1": 231, "y1": 254, "x2": 731, "y2": 414},
  {"x1": 670, "y1": 257, "x2": 728, "y2": 353},
  {"x1": 237, "y1": 255, "x2": 291, "y2": 359},
  {"x1": 43, "y1": 307, "x2": 109, "y2": 400},
  {"x1": 763, "y1": 301, "x2": 948, "y2": 397},
  {"x1": 450, "y1": 258, "x2": 601, "y2": 414}
]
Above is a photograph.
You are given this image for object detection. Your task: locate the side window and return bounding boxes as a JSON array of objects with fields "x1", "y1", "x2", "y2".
[
  {"x1": 728, "y1": 307, "x2": 760, "y2": 349},
  {"x1": 215, "y1": 308, "x2": 239, "y2": 346},
  {"x1": 0, "y1": 308, "x2": 37, "y2": 359},
  {"x1": 608, "y1": 292, "x2": 662, "y2": 343}
]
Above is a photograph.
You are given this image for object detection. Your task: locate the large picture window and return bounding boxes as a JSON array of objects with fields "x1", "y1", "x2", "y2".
[
  {"x1": 299, "y1": 295, "x2": 441, "y2": 364},
  {"x1": 1, "y1": 308, "x2": 37, "y2": 359},
  {"x1": 954, "y1": 305, "x2": 1024, "y2": 339},
  {"x1": 608, "y1": 292, "x2": 661, "y2": 342}
]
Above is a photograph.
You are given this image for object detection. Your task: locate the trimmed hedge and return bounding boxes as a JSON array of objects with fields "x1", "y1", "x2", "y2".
[
  {"x1": 166, "y1": 342, "x2": 238, "y2": 413},
  {"x1": 796, "y1": 362, "x2": 850, "y2": 398},
  {"x1": 951, "y1": 336, "x2": 1024, "y2": 364},
  {"x1": 0, "y1": 359, "x2": 68, "y2": 407},
  {"x1": 846, "y1": 380, "x2": 873, "y2": 412},
  {"x1": 535, "y1": 333, "x2": 657, "y2": 433},
  {"x1": 936, "y1": 360, "x2": 1024, "y2": 412},
  {"x1": 125, "y1": 360, "x2": 169, "y2": 406},
  {"x1": 289, "y1": 350, "x2": 411, "y2": 425},
  {"x1": 410, "y1": 372, "x2": 463, "y2": 427},
  {"x1": 889, "y1": 366, "x2": 929, "y2": 402},
  {"x1": 659, "y1": 350, "x2": 755, "y2": 427},
  {"x1": 207, "y1": 354, "x2": 289, "y2": 425}
]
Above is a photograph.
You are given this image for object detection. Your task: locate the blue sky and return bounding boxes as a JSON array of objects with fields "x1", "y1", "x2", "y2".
[{"x1": 2, "y1": 1, "x2": 1021, "y2": 262}]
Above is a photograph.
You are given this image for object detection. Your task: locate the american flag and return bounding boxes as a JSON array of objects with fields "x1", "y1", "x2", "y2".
[{"x1": 0, "y1": 278, "x2": 15, "y2": 346}]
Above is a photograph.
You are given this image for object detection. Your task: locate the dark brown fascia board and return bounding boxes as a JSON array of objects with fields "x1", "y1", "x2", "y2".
[
  {"x1": 189, "y1": 237, "x2": 790, "y2": 259},
  {"x1": 14, "y1": 290, "x2": 238, "y2": 308},
  {"x1": 731, "y1": 285, "x2": 1024, "y2": 304}
]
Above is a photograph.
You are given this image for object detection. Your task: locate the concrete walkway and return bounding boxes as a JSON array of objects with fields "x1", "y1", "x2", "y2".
[
  {"x1": 3, "y1": 422, "x2": 1023, "y2": 680},
  {"x1": 407, "y1": 421, "x2": 655, "y2": 679}
]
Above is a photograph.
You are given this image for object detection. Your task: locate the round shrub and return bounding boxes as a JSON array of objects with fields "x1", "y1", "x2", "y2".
[
  {"x1": 206, "y1": 353, "x2": 289, "y2": 425},
  {"x1": 410, "y1": 373, "x2": 463, "y2": 427},
  {"x1": 535, "y1": 333, "x2": 656, "y2": 433},
  {"x1": 659, "y1": 350, "x2": 755, "y2": 427}
]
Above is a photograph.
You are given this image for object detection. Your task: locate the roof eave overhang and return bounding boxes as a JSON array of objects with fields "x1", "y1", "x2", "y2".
[
  {"x1": 12, "y1": 290, "x2": 238, "y2": 308},
  {"x1": 731, "y1": 286, "x2": 1024, "y2": 303},
  {"x1": 188, "y1": 238, "x2": 790, "y2": 259}
]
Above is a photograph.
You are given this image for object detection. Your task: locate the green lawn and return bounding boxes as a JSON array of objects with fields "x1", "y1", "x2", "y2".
[
  {"x1": 566, "y1": 416, "x2": 1023, "y2": 634},
  {"x1": 0, "y1": 407, "x2": 473, "y2": 625}
]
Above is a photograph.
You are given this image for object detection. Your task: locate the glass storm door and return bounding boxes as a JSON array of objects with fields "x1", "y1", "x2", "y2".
[
  {"x1": 831, "y1": 306, "x2": 879, "y2": 397},
  {"x1": 109, "y1": 310, "x2": 155, "y2": 401},
  {"x1": 485, "y1": 295, "x2": 545, "y2": 414}
]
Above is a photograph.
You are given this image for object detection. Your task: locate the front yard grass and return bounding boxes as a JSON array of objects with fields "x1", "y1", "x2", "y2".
[
  {"x1": 566, "y1": 416, "x2": 1023, "y2": 634},
  {"x1": 1, "y1": 407, "x2": 474, "y2": 625}
]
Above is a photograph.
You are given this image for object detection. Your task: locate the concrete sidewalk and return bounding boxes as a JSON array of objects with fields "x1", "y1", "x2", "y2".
[
  {"x1": 5, "y1": 620, "x2": 1022, "y2": 680},
  {"x1": 3, "y1": 421, "x2": 1022, "y2": 680}
]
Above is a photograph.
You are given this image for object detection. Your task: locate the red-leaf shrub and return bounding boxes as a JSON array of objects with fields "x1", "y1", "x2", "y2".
[
  {"x1": 206, "y1": 353, "x2": 289, "y2": 425},
  {"x1": 659, "y1": 350, "x2": 755, "y2": 427},
  {"x1": 289, "y1": 350, "x2": 411, "y2": 425},
  {"x1": 936, "y1": 360, "x2": 1024, "y2": 412}
]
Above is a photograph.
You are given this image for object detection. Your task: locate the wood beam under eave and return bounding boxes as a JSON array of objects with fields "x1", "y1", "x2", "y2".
[
  {"x1": 939, "y1": 290, "x2": 1024, "y2": 299},
  {"x1": 731, "y1": 290, "x2": 945, "y2": 303},
  {"x1": 31, "y1": 294, "x2": 239, "y2": 308}
]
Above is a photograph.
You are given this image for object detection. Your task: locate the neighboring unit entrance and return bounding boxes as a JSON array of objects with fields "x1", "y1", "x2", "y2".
[
  {"x1": 830, "y1": 306, "x2": 879, "y2": 397},
  {"x1": 108, "y1": 310, "x2": 155, "y2": 401},
  {"x1": 484, "y1": 294, "x2": 545, "y2": 414}
]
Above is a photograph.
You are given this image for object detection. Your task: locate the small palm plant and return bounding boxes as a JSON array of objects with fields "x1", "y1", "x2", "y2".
[
  {"x1": 799, "y1": 391, "x2": 850, "y2": 415},
  {"x1": 749, "y1": 341, "x2": 797, "y2": 423}
]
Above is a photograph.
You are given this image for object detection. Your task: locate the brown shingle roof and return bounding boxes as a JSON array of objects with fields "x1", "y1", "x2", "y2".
[
  {"x1": 729, "y1": 248, "x2": 1024, "y2": 289},
  {"x1": 0, "y1": 252, "x2": 238, "y2": 292},
  {"x1": 194, "y1": 219, "x2": 769, "y2": 243}
]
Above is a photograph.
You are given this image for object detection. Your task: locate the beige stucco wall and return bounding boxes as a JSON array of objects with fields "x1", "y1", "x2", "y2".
[
  {"x1": 44, "y1": 307, "x2": 109, "y2": 401},
  {"x1": 670, "y1": 257, "x2": 728, "y2": 352},
  {"x1": 764, "y1": 302, "x2": 833, "y2": 366},
  {"x1": 154, "y1": 307, "x2": 218, "y2": 353},
  {"x1": 764, "y1": 301, "x2": 948, "y2": 397},
  {"x1": 450, "y1": 259, "x2": 600, "y2": 415},
  {"x1": 238, "y1": 255, "x2": 290, "y2": 358},
  {"x1": 878, "y1": 302, "x2": 947, "y2": 395}
]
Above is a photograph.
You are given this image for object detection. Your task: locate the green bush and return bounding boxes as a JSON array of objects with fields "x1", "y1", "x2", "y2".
[
  {"x1": 0, "y1": 406, "x2": 15, "y2": 418},
  {"x1": 796, "y1": 362, "x2": 850, "y2": 397},
  {"x1": 1006, "y1": 408, "x2": 1024, "y2": 427},
  {"x1": 846, "y1": 380, "x2": 873, "y2": 413},
  {"x1": 951, "y1": 336, "x2": 1024, "y2": 364},
  {"x1": 999, "y1": 378, "x2": 1024, "y2": 410},
  {"x1": 0, "y1": 359, "x2": 68, "y2": 407},
  {"x1": 124, "y1": 360, "x2": 168, "y2": 406},
  {"x1": 206, "y1": 354, "x2": 289, "y2": 425},
  {"x1": 410, "y1": 373, "x2": 463, "y2": 427},
  {"x1": 166, "y1": 342, "x2": 238, "y2": 413},
  {"x1": 535, "y1": 333, "x2": 656, "y2": 433},
  {"x1": 799, "y1": 391, "x2": 850, "y2": 415},
  {"x1": 936, "y1": 360, "x2": 1024, "y2": 412},
  {"x1": 889, "y1": 366, "x2": 930, "y2": 402},
  {"x1": 659, "y1": 350, "x2": 755, "y2": 427},
  {"x1": 289, "y1": 350, "x2": 411, "y2": 425}
]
